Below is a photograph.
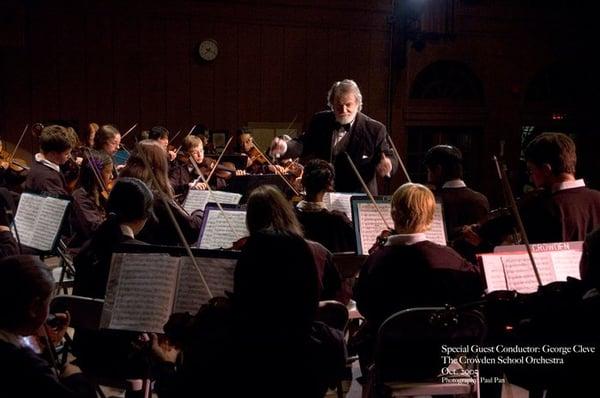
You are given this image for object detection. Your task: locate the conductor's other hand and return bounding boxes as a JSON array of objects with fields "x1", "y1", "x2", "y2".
[
  {"x1": 270, "y1": 137, "x2": 287, "y2": 157},
  {"x1": 376, "y1": 153, "x2": 393, "y2": 177}
]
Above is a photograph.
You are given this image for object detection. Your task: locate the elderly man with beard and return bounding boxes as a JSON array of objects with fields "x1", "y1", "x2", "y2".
[{"x1": 271, "y1": 79, "x2": 396, "y2": 194}]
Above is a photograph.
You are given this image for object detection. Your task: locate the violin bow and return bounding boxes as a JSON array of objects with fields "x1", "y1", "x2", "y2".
[
  {"x1": 170, "y1": 129, "x2": 182, "y2": 143},
  {"x1": 8, "y1": 124, "x2": 29, "y2": 163},
  {"x1": 120, "y1": 123, "x2": 138, "y2": 140},
  {"x1": 250, "y1": 143, "x2": 301, "y2": 197},
  {"x1": 385, "y1": 134, "x2": 411, "y2": 183},
  {"x1": 493, "y1": 155, "x2": 542, "y2": 286},
  {"x1": 83, "y1": 148, "x2": 109, "y2": 194},
  {"x1": 187, "y1": 154, "x2": 243, "y2": 242},
  {"x1": 175, "y1": 124, "x2": 198, "y2": 154},
  {"x1": 344, "y1": 152, "x2": 392, "y2": 231},
  {"x1": 205, "y1": 136, "x2": 234, "y2": 183},
  {"x1": 135, "y1": 142, "x2": 215, "y2": 299}
]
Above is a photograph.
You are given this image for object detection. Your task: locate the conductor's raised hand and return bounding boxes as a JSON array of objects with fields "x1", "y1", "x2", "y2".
[
  {"x1": 376, "y1": 153, "x2": 393, "y2": 177},
  {"x1": 269, "y1": 137, "x2": 287, "y2": 158}
]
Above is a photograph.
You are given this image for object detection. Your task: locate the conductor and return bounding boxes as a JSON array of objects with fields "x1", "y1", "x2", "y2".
[{"x1": 270, "y1": 79, "x2": 396, "y2": 194}]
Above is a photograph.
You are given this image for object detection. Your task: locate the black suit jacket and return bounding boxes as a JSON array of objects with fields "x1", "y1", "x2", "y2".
[{"x1": 286, "y1": 111, "x2": 396, "y2": 194}]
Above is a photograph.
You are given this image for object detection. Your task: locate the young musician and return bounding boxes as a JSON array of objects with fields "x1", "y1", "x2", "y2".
[
  {"x1": 168, "y1": 135, "x2": 208, "y2": 198},
  {"x1": 354, "y1": 183, "x2": 482, "y2": 371},
  {"x1": 23, "y1": 125, "x2": 76, "y2": 197},
  {"x1": 148, "y1": 125, "x2": 177, "y2": 162},
  {"x1": 423, "y1": 144, "x2": 489, "y2": 260},
  {"x1": 296, "y1": 159, "x2": 356, "y2": 253},
  {"x1": 74, "y1": 177, "x2": 152, "y2": 299},
  {"x1": 93, "y1": 124, "x2": 121, "y2": 157},
  {"x1": 0, "y1": 255, "x2": 96, "y2": 397},
  {"x1": 153, "y1": 230, "x2": 346, "y2": 398},
  {"x1": 244, "y1": 185, "x2": 349, "y2": 303},
  {"x1": 69, "y1": 150, "x2": 113, "y2": 247},
  {"x1": 522, "y1": 132, "x2": 600, "y2": 243},
  {"x1": 72, "y1": 178, "x2": 154, "y2": 386},
  {"x1": 119, "y1": 140, "x2": 203, "y2": 246}
]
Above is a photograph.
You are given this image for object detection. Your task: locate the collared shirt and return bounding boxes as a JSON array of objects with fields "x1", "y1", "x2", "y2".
[
  {"x1": 34, "y1": 153, "x2": 60, "y2": 173},
  {"x1": 0, "y1": 329, "x2": 22, "y2": 348},
  {"x1": 384, "y1": 232, "x2": 427, "y2": 246},
  {"x1": 296, "y1": 200, "x2": 328, "y2": 212},
  {"x1": 442, "y1": 179, "x2": 467, "y2": 189},
  {"x1": 120, "y1": 224, "x2": 135, "y2": 239},
  {"x1": 551, "y1": 178, "x2": 586, "y2": 193}
]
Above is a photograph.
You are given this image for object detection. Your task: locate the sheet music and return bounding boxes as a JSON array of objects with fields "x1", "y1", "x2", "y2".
[
  {"x1": 101, "y1": 253, "x2": 180, "y2": 333},
  {"x1": 12, "y1": 193, "x2": 69, "y2": 251},
  {"x1": 478, "y1": 255, "x2": 509, "y2": 292},
  {"x1": 550, "y1": 250, "x2": 582, "y2": 281},
  {"x1": 425, "y1": 203, "x2": 447, "y2": 246},
  {"x1": 183, "y1": 190, "x2": 242, "y2": 214},
  {"x1": 198, "y1": 209, "x2": 248, "y2": 249},
  {"x1": 356, "y1": 202, "x2": 393, "y2": 255},
  {"x1": 323, "y1": 192, "x2": 361, "y2": 221},
  {"x1": 480, "y1": 251, "x2": 572, "y2": 294},
  {"x1": 173, "y1": 256, "x2": 236, "y2": 314}
]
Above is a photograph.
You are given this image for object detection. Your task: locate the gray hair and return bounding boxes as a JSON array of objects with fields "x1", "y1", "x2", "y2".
[{"x1": 327, "y1": 79, "x2": 363, "y2": 111}]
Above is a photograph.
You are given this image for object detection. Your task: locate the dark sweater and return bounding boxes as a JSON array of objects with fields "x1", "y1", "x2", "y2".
[
  {"x1": 0, "y1": 340, "x2": 96, "y2": 398},
  {"x1": 296, "y1": 208, "x2": 356, "y2": 253},
  {"x1": 23, "y1": 160, "x2": 68, "y2": 197},
  {"x1": 522, "y1": 186, "x2": 600, "y2": 243},
  {"x1": 438, "y1": 186, "x2": 489, "y2": 240},
  {"x1": 355, "y1": 240, "x2": 483, "y2": 329}
]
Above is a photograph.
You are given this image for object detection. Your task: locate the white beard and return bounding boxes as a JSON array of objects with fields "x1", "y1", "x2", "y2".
[{"x1": 335, "y1": 113, "x2": 356, "y2": 126}]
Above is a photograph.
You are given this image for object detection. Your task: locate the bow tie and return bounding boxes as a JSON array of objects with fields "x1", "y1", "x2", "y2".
[{"x1": 335, "y1": 122, "x2": 351, "y2": 132}]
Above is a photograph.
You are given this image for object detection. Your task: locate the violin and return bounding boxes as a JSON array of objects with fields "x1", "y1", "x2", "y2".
[
  {"x1": 201, "y1": 157, "x2": 239, "y2": 181},
  {"x1": 0, "y1": 125, "x2": 31, "y2": 175},
  {"x1": 246, "y1": 145, "x2": 269, "y2": 167},
  {"x1": 368, "y1": 228, "x2": 394, "y2": 254},
  {"x1": 229, "y1": 236, "x2": 249, "y2": 251},
  {"x1": 0, "y1": 149, "x2": 29, "y2": 174}
]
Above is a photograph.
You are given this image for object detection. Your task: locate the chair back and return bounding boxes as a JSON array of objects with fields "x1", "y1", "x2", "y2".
[
  {"x1": 374, "y1": 306, "x2": 486, "y2": 382},
  {"x1": 316, "y1": 300, "x2": 349, "y2": 331},
  {"x1": 50, "y1": 294, "x2": 105, "y2": 331}
]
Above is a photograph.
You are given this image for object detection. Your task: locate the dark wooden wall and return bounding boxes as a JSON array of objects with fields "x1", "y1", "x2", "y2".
[{"x1": 0, "y1": 0, "x2": 392, "y2": 153}]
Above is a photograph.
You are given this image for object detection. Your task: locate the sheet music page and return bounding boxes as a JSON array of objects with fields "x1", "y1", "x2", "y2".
[
  {"x1": 425, "y1": 203, "x2": 447, "y2": 246},
  {"x1": 12, "y1": 193, "x2": 69, "y2": 251},
  {"x1": 479, "y1": 254, "x2": 509, "y2": 292},
  {"x1": 173, "y1": 256, "x2": 236, "y2": 314},
  {"x1": 323, "y1": 192, "x2": 359, "y2": 221},
  {"x1": 198, "y1": 210, "x2": 248, "y2": 249},
  {"x1": 500, "y1": 252, "x2": 556, "y2": 293},
  {"x1": 12, "y1": 193, "x2": 38, "y2": 247},
  {"x1": 101, "y1": 253, "x2": 180, "y2": 333},
  {"x1": 183, "y1": 190, "x2": 242, "y2": 214},
  {"x1": 356, "y1": 202, "x2": 393, "y2": 255},
  {"x1": 550, "y1": 250, "x2": 582, "y2": 281}
]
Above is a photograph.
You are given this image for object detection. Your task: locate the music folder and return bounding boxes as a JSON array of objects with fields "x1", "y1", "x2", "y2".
[
  {"x1": 11, "y1": 192, "x2": 70, "y2": 253},
  {"x1": 101, "y1": 244, "x2": 239, "y2": 333},
  {"x1": 196, "y1": 203, "x2": 248, "y2": 250}
]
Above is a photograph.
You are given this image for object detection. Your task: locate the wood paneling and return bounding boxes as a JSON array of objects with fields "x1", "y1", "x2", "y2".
[{"x1": 0, "y1": 0, "x2": 391, "y2": 144}]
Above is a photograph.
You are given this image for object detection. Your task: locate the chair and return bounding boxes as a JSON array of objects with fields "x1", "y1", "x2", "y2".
[
  {"x1": 50, "y1": 294, "x2": 152, "y2": 398},
  {"x1": 53, "y1": 239, "x2": 77, "y2": 294},
  {"x1": 366, "y1": 306, "x2": 487, "y2": 398},
  {"x1": 316, "y1": 300, "x2": 354, "y2": 398}
]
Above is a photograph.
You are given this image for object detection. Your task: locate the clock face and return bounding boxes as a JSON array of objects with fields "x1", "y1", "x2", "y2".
[{"x1": 198, "y1": 39, "x2": 218, "y2": 61}]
